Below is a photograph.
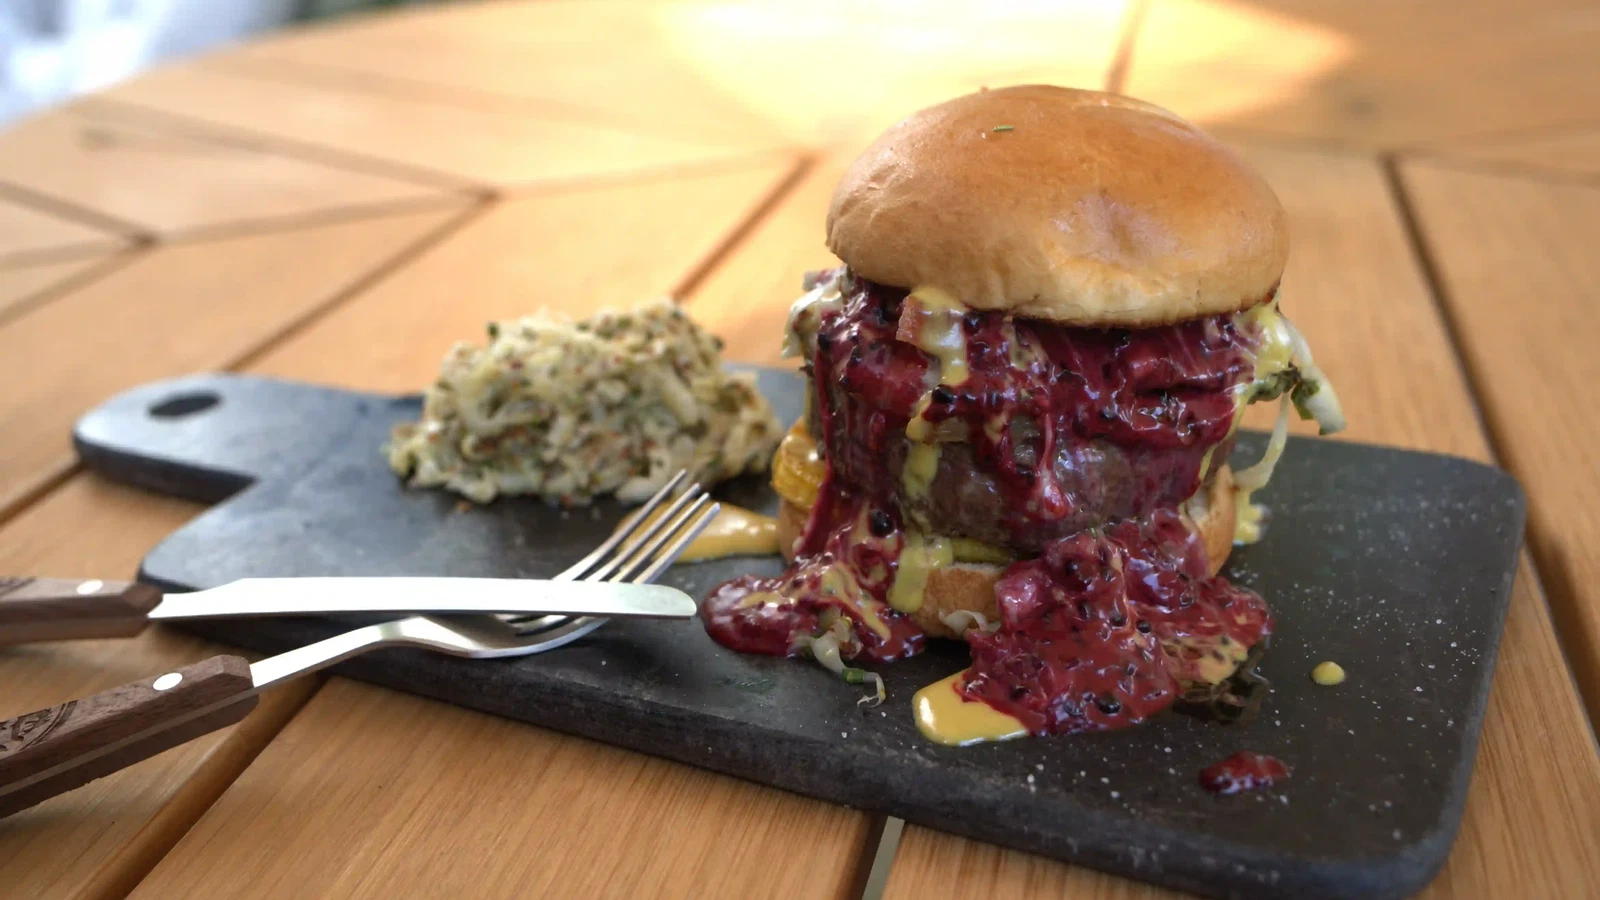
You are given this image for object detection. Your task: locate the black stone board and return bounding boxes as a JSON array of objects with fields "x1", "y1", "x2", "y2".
[{"x1": 71, "y1": 370, "x2": 1525, "y2": 900}]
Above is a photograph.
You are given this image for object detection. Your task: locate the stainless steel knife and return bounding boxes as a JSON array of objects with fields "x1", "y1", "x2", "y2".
[{"x1": 0, "y1": 576, "x2": 697, "y2": 646}]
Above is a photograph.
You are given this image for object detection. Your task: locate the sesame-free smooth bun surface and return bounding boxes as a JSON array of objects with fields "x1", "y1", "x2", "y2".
[{"x1": 826, "y1": 86, "x2": 1289, "y2": 326}]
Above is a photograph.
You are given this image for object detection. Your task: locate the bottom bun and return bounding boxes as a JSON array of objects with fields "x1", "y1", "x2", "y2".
[{"x1": 776, "y1": 465, "x2": 1237, "y2": 641}]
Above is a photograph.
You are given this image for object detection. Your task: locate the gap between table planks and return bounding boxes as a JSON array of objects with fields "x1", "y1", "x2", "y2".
[
  {"x1": 1120, "y1": 0, "x2": 1600, "y2": 151},
  {"x1": 685, "y1": 142, "x2": 1600, "y2": 898},
  {"x1": 0, "y1": 203, "x2": 473, "y2": 526},
  {"x1": 12, "y1": 157, "x2": 883, "y2": 900},
  {"x1": 97, "y1": 61, "x2": 788, "y2": 193},
  {"x1": 1397, "y1": 155, "x2": 1600, "y2": 738},
  {"x1": 202, "y1": 0, "x2": 1131, "y2": 151},
  {"x1": 1411, "y1": 125, "x2": 1600, "y2": 179},
  {"x1": 0, "y1": 252, "x2": 126, "y2": 325},
  {"x1": 0, "y1": 203, "x2": 480, "y2": 899},
  {"x1": 0, "y1": 100, "x2": 464, "y2": 240},
  {"x1": 0, "y1": 476, "x2": 322, "y2": 900},
  {"x1": 0, "y1": 189, "x2": 125, "y2": 268}
]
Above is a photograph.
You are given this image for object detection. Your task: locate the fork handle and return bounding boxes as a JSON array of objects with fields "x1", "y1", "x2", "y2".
[
  {"x1": 0, "y1": 655, "x2": 256, "y2": 818},
  {"x1": 0, "y1": 577, "x2": 161, "y2": 645}
]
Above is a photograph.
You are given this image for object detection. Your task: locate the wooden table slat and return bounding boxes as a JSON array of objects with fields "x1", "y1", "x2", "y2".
[
  {"x1": 246, "y1": 158, "x2": 802, "y2": 391},
  {"x1": 212, "y1": 0, "x2": 1129, "y2": 148},
  {"x1": 0, "y1": 203, "x2": 467, "y2": 522},
  {"x1": 0, "y1": 194, "x2": 124, "y2": 267},
  {"x1": 99, "y1": 62, "x2": 782, "y2": 191},
  {"x1": 0, "y1": 101, "x2": 457, "y2": 238},
  {"x1": 1123, "y1": 0, "x2": 1600, "y2": 150},
  {"x1": 683, "y1": 159, "x2": 847, "y2": 367},
  {"x1": 1414, "y1": 128, "x2": 1600, "y2": 178},
  {"x1": 0, "y1": 253, "x2": 122, "y2": 322},
  {"x1": 0, "y1": 476, "x2": 320, "y2": 900},
  {"x1": 1399, "y1": 158, "x2": 1600, "y2": 728}
]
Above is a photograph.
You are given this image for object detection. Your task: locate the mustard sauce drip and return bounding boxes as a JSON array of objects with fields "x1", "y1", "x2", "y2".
[
  {"x1": 913, "y1": 671, "x2": 1029, "y2": 746},
  {"x1": 630, "y1": 503, "x2": 780, "y2": 563}
]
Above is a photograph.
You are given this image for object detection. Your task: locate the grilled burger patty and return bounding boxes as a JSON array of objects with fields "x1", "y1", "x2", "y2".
[{"x1": 794, "y1": 275, "x2": 1256, "y2": 553}]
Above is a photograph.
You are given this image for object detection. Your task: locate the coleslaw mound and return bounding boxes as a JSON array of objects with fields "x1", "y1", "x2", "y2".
[{"x1": 386, "y1": 298, "x2": 782, "y2": 506}]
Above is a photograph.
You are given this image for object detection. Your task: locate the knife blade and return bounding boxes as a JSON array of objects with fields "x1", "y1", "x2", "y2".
[
  {"x1": 0, "y1": 576, "x2": 697, "y2": 646},
  {"x1": 152, "y1": 577, "x2": 697, "y2": 620}
]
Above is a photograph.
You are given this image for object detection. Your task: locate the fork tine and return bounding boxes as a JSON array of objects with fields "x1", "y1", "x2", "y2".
[
  {"x1": 500, "y1": 501, "x2": 714, "y2": 634},
  {"x1": 498, "y1": 478, "x2": 703, "y2": 629},
  {"x1": 630, "y1": 502, "x2": 722, "y2": 585},
  {"x1": 551, "y1": 470, "x2": 688, "y2": 583},
  {"x1": 585, "y1": 483, "x2": 705, "y2": 583},
  {"x1": 609, "y1": 495, "x2": 714, "y2": 583}
]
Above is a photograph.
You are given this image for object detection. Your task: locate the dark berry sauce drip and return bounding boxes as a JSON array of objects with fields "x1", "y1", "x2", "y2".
[
  {"x1": 959, "y1": 508, "x2": 1271, "y2": 734},
  {"x1": 1199, "y1": 751, "x2": 1290, "y2": 794},
  {"x1": 813, "y1": 277, "x2": 1258, "y2": 549},
  {"x1": 700, "y1": 270, "x2": 1275, "y2": 737},
  {"x1": 700, "y1": 477, "x2": 923, "y2": 664}
]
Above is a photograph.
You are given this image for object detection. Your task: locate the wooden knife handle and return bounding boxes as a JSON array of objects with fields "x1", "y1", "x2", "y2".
[
  {"x1": 0, "y1": 655, "x2": 257, "y2": 818},
  {"x1": 0, "y1": 577, "x2": 162, "y2": 645}
]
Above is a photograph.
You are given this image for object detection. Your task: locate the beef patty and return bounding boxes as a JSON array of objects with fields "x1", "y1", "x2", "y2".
[{"x1": 796, "y1": 274, "x2": 1255, "y2": 552}]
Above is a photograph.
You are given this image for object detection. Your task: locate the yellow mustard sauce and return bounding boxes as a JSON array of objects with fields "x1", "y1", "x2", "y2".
[
  {"x1": 630, "y1": 502, "x2": 780, "y2": 563},
  {"x1": 902, "y1": 442, "x2": 941, "y2": 500},
  {"x1": 902, "y1": 285, "x2": 969, "y2": 443},
  {"x1": 887, "y1": 531, "x2": 953, "y2": 614},
  {"x1": 913, "y1": 671, "x2": 1029, "y2": 746}
]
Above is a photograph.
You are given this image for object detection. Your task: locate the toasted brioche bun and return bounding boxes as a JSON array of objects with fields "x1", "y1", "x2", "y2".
[
  {"x1": 776, "y1": 465, "x2": 1236, "y2": 641},
  {"x1": 826, "y1": 85, "x2": 1288, "y2": 327}
]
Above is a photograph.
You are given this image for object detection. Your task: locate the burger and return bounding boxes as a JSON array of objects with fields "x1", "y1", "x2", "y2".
[{"x1": 701, "y1": 86, "x2": 1344, "y2": 744}]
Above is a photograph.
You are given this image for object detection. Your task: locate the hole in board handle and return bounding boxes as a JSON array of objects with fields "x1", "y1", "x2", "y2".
[{"x1": 149, "y1": 391, "x2": 221, "y2": 419}]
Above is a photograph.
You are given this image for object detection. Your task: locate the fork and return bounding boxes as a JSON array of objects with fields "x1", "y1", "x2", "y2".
[{"x1": 0, "y1": 474, "x2": 718, "y2": 819}]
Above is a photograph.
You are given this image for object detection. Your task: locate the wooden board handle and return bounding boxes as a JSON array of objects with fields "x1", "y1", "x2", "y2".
[
  {"x1": 0, "y1": 577, "x2": 162, "y2": 645},
  {"x1": 0, "y1": 655, "x2": 257, "y2": 818}
]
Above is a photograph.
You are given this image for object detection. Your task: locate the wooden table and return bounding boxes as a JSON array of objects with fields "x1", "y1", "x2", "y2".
[{"x1": 2, "y1": 1, "x2": 1598, "y2": 897}]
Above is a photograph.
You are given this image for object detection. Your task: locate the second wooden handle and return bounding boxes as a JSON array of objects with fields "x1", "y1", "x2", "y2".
[
  {"x1": 0, "y1": 577, "x2": 162, "y2": 645},
  {"x1": 0, "y1": 655, "x2": 258, "y2": 818}
]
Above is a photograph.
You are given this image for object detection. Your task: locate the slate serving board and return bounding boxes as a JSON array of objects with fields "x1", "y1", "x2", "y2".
[{"x1": 72, "y1": 369, "x2": 1524, "y2": 900}]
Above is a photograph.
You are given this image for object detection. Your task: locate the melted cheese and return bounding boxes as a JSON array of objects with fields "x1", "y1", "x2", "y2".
[
  {"x1": 1002, "y1": 319, "x2": 1048, "y2": 370},
  {"x1": 1237, "y1": 301, "x2": 1296, "y2": 385},
  {"x1": 902, "y1": 285, "x2": 969, "y2": 441},
  {"x1": 913, "y1": 671, "x2": 1028, "y2": 746},
  {"x1": 1197, "y1": 444, "x2": 1217, "y2": 482},
  {"x1": 982, "y1": 414, "x2": 1007, "y2": 444},
  {"x1": 951, "y1": 537, "x2": 1012, "y2": 565},
  {"x1": 902, "y1": 442, "x2": 941, "y2": 499},
  {"x1": 905, "y1": 286, "x2": 969, "y2": 386},
  {"x1": 1234, "y1": 499, "x2": 1266, "y2": 545},
  {"x1": 818, "y1": 564, "x2": 893, "y2": 641},
  {"x1": 801, "y1": 504, "x2": 903, "y2": 641},
  {"x1": 1233, "y1": 396, "x2": 1290, "y2": 544},
  {"x1": 905, "y1": 392, "x2": 934, "y2": 442},
  {"x1": 887, "y1": 531, "x2": 953, "y2": 614},
  {"x1": 737, "y1": 590, "x2": 784, "y2": 609},
  {"x1": 633, "y1": 503, "x2": 781, "y2": 562},
  {"x1": 1175, "y1": 634, "x2": 1251, "y2": 685},
  {"x1": 1228, "y1": 298, "x2": 1334, "y2": 544},
  {"x1": 782, "y1": 272, "x2": 844, "y2": 358}
]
